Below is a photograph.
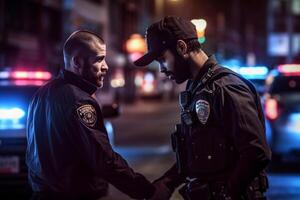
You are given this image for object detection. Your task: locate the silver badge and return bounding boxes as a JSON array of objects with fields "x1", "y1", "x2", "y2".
[
  {"x1": 195, "y1": 99, "x2": 210, "y2": 124},
  {"x1": 77, "y1": 104, "x2": 97, "y2": 127}
]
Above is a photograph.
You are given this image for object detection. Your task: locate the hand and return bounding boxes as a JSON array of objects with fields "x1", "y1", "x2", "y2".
[
  {"x1": 219, "y1": 184, "x2": 235, "y2": 200},
  {"x1": 147, "y1": 180, "x2": 173, "y2": 200}
]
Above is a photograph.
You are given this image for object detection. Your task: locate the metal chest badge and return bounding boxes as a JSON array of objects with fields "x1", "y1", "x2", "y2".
[
  {"x1": 77, "y1": 104, "x2": 97, "y2": 127},
  {"x1": 195, "y1": 99, "x2": 210, "y2": 124}
]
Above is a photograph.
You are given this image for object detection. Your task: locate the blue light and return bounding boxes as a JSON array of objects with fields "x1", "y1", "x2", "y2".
[
  {"x1": 0, "y1": 107, "x2": 25, "y2": 130},
  {"x1": 221, "y1": 59, "x2": 241, "y2": 67},
  {"x1": 104, "y1": 121, "x2": 113, "y2": 135},
  {"x1": 104, "y1": 121, "x2": 114, "y2": 145},
  {"x1": 290, "y1": 113, "x2": 300, "y2": 121},
  {"x1": 239, "y1": 66, "x2": 268, "y2": 76},
  {"x1": 0, "y1": 71, "x2": 9, "y2": 79},
  {"x1": 144, "y1": 73, "x2": 154, "y2": 83},
  {"x1": 239, "y1": 66, "x2": 269, "y2": 79},
  {"x1": 286, "y1": 113, "x2": 300, "y2": 134},
  {"x1": 221, "y1": 59, "x2": 242, "y2": 73},
  {"x1": 269, "y1": 69, "x2": 280, "y2": 76},
  {"x1": 224, "y1": 65, "x2": 240, "y2": 73},
  {"x1": 0, "y1": 108, "x2": 25, "y2": 119}
]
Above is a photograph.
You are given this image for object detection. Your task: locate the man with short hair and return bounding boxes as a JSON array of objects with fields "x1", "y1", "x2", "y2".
[
  {"x1": 134, "y1": 16, "x2": 271, "y2": 200},
  {"x1": 26, "y1": 30, "x2": 155, "y2": 200}
]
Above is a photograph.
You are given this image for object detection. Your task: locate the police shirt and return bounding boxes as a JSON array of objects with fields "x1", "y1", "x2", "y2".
[{"x1": 160, "y1": 56, "x2": 271, "y2": 197}]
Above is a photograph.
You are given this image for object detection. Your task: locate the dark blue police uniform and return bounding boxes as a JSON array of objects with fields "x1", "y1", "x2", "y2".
[
  {"x1": 26, "y1": 70, "x2": 154, "y2": 199},
  {"x1": 160, "y1": 56, "x2": 271, "y2": 200}
]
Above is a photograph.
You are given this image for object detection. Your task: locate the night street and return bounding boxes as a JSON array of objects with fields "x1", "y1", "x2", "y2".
[
  {"x1": 1, "y1": 0, "x2": 300, "y2": 199},
  {"x1": 103, "y1": 99, "x2": 300, "y2": 200}
]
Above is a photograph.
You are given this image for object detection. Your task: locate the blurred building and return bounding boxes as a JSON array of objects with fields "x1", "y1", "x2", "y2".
[
  {"x1": 5, "y1": 0, "x2": 298, "y2": 101},
  {"x1": 267, "y1": 0, "x2": 300, "y2": 66},
  {"x1": 151, "y1": 0, "x2": 300, "y2": 68},
  {"x1": 0, "y1": 0, "x2": 153, "y2": 102},
  {"x1": 0, "y1": 0, "x2": 63, "y2": 74},
  {"x1": 148, "y1": 0, "x2": 269, "y2": 65}
]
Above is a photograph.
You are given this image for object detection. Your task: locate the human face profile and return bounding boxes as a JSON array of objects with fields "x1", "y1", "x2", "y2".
[
  {"x1": 82, "y1": 42, "x2": 108, "y2": 88},
  {"x1": 157, "y1": 49, "x2": 190, "y2": 84}
]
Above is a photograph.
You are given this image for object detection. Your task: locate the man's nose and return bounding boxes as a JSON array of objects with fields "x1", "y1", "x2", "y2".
[
  {"x1": 160, "y1": 66, "x2": 167, "y2": 73},
  {"x1": 159, "y1": 60, "x2": 168, "y2": 72},
  {"x1": 101, "y1": 61, "x2": 109, "y2": 72}
]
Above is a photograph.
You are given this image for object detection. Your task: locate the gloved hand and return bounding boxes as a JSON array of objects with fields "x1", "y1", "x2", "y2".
[{"x1": 147, "y1": 180, "x2": 173, "y2": 200}]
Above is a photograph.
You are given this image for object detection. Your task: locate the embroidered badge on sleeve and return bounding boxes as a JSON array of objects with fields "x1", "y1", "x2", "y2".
[
  {"x1": 77, "y1": 104, "x2": 97, "y2": 128},
  {"x1": 195, "y1": 99, "x2": 210, "y2": 124}
]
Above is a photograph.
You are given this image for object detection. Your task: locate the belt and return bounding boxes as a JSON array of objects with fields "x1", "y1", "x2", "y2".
[
  {"x1": 179, "y1": 178, "x2": 228, "y2": 200},
  {"x1": 182, "y1": 177, "x2": 268, "y2": 200}
]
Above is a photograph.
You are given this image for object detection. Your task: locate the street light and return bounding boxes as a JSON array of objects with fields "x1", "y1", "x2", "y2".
[
  {"x1": 125, "y1": 34, "x2": 146, "y2": 54},
  {"x1": 125, "y1": 34, "x2": 147, "y2": 62},
  {"x1": 191, "y1": 19, "x2": 207, "y2": 44}
]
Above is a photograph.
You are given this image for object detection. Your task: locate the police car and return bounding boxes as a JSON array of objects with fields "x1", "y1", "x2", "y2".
[
  {"x1": 264, "y1": 64, "x2": 300, "y2": 162},
  {"x1": 0, "y1": 68, "x2": 118, "y2": 195}
]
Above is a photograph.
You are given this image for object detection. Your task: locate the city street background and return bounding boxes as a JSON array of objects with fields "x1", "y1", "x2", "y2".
[{"x1": 1, "y1": 0, "x2": 300, "y2": 199}]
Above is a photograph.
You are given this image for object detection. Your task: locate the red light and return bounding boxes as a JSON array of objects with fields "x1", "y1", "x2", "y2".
[
  {"x1": 33, "y1": 71, "x2": 52, "y2": 80},
  {"x1": 13, "y1": 80, "x2": 44, "y2": 86},
  {"x1": 11, "y1": 71, "x2": 52, "y2": 80},
  {"x1": 12, "y1": 71, "x2": 29, "y2": 79},
  {"x1": 265, "y1": 98, "x2": 279, "y2": 120},
  {"x1": 278, "y1": 64, "x2": 300, "y2": 76}
]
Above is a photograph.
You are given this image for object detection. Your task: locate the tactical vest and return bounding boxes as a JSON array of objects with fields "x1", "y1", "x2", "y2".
[{"x1": 176, "y1": 66, "x2": 265, "y2": 179}]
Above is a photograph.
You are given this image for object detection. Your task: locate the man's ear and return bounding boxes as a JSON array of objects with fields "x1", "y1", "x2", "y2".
[
  {"x1": 176, "y1": 40, "x2": 188, "y2": 58},
  {"x1": 71, "y1": 55, "x2": 83, "y2": 69}
]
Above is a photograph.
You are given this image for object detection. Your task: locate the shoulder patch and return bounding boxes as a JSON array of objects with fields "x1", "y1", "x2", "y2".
[
  {"x1": 195, "y1": 99, "x2": 210, "y2": 124},
  {"x1": 77, "y1": 104, "x2": 97, "y2": 128}
]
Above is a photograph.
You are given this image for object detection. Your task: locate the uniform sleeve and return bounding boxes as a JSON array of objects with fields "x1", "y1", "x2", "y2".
[
  {"x1": 69, "y1": 101, "x2": 155, "y2": 199},
  {"x1": 218, "y1": 84, "x2": 271, "y2": 197}
]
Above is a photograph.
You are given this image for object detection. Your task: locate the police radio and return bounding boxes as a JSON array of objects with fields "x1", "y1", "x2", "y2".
[{"x1": 179, "y1": 91, "x2": 193, "y2": 125}]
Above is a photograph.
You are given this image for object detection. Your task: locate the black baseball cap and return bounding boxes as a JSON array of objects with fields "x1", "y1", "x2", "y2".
[{"x1": 134, "y1": 16, "x2": 198, "y2": 67}]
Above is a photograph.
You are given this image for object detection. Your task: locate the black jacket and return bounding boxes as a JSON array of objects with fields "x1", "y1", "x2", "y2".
[
  {"x1": 159, "y1": 56, "x2": 271, "y2": 198},
  {"x1": 26, "y1": 70, "x2": 154, "y2": 199}
]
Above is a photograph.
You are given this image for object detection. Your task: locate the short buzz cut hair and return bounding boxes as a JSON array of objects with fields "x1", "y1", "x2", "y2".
[{"x1": 63, "y1": 30, "x2": 104, "y2": 68}]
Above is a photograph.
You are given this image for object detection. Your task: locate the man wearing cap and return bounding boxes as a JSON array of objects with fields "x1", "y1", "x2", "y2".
[
  {"x1": 26, "y1": 30, "x2": 157, "y2": 200},
  {"x1": 134, "y1": 16, "x2": 271, "y2": 200}
]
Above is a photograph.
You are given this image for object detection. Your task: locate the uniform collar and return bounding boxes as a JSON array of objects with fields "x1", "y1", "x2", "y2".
[
  {"x1": 61, "y1": 69, "x2": 98, "y2": 95},
  {"x1": 194, "y1": 55, "x2": 218, "y2": 82},
  {"x1": 187, "y1": 55, "x2": 218, "y2": 90}
]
